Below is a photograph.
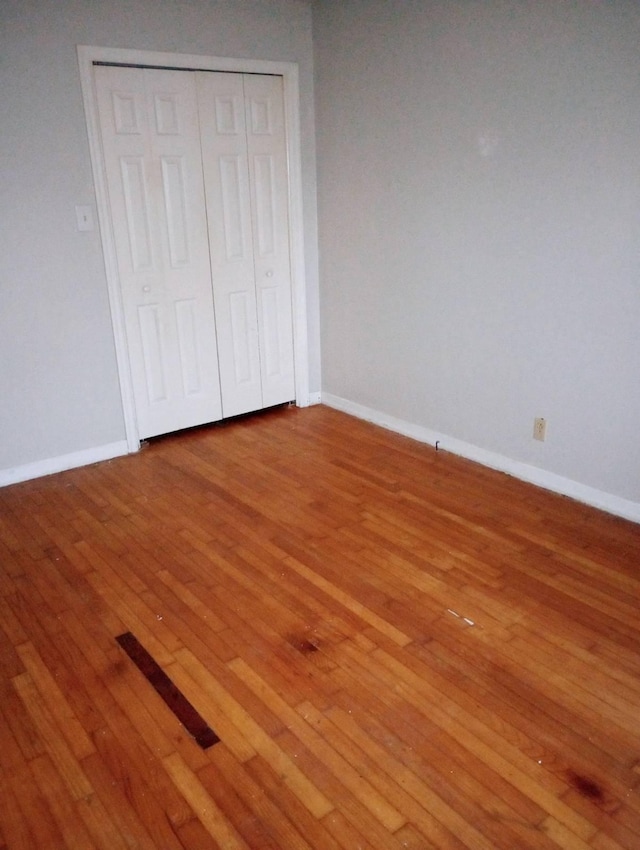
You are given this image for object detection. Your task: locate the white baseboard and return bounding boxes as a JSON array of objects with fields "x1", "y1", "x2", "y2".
[
  {"x1": 322, "y1": 393, "x2": 640, "y2": 524},
  {"x1": 0, "y1": 440, "x2": 131, "y2": 488},
  {"x1": 306, "y1": 391, "x2": 322, "y2": 406}
]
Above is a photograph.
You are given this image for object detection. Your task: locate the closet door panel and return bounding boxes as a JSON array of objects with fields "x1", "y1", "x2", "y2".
[
  {"x1": 95, "y1": 66, "x2": 222, "y2": 438},
  {"x1": 197, "y1": 72, "x2": 262, "y2": 418},
  {"x1": 244, "y1": 74, "x2": 296, "y2": 408}
]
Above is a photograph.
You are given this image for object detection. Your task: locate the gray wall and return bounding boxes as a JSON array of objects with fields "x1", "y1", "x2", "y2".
[
  {"x1": 314, "y1": 0, "x2": 640, "y2": 506},
  {"x1": 0, "y1": 0, "x2": 319, "y2": 472}
]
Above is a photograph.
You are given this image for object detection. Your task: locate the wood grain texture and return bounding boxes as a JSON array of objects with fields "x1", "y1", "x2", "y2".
[
  {"x1": 0, "y1": 404, "x2": 639, "y2": 849},
  {"x1": 116, "y1": 631, "x2": 219, "y2": 748}
]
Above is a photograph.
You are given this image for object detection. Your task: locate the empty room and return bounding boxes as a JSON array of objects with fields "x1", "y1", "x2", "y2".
[{"x1": 1, "y1": 1, "x2": 639, "y2": 848}]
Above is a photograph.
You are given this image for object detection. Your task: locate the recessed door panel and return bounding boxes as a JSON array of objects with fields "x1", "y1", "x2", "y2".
[
  {"x1": 259, "y1": 287, "x2": 282, "y2": 378},
  {"x1": 175, "y1": 298, "x2": 203, "y2": 396},
  {"x1": 214, "y1": 95, "x2": 242, "y2": 135},
  {"x1": 137, "y1": 304, "x2": 167, "y2": 403},
  {"x1": 219, "y1": 155, "x2": 248, "y2": 261},
  {"x1": 253, "y1": 154, "x2": 276, "y2": 257},
  {"x1": 154, "y1": 94, "x2": 180, "y2": 135},
  {"x1": 120, "y1": 156, "x2": 153, "y2": 271},
  {"x1": 249, "y1": 97, "x2": 272, "y2": 135},
  {"x1": 113, "y1": 91, "x2": 142, "y2": 134},
  {"x1": 160, "y1": 156, "x2": 190, "y2": 267},
  {"x1": 229, "y1": 292, "x2": 253, "y2": 384}
]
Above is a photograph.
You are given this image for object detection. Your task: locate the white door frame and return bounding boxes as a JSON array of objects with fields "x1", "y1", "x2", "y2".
[{"x1": 78, "y1": 44, "x2": 310, "y2": 453}]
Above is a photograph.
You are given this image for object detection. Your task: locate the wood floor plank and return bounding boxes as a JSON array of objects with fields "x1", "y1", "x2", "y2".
[
  {"x1": 324, "y1": 699, "x2": 552, "y2": 847},
  {"x1": 198, "y1": 749, "x2": 314, "y2": 850},
  {"x1": 370, "y1": 647, "x2": 601, "y2": 840},
  {"x1": 174, "y1": 647, "x2": 334, "y2": 819},
  {"x1": 424, "y1": 624, "x2": 629, "y2": 773},
  {"x1": 6, "y1": 762, "x2": 66, "y2": 848},
  {"x1": 58, "y1": 606, "x2": 181, "y2": 761},
  {"x1": 281, "y1": 551, "x2": 412, "y2": 646},
  {"x1": 561, "y1": 789, "x2": 640, "y2": 850},
  {"x1": 297, "y1": 700, "x2": 508, "y2": 850},
  {"x1": 75, "y1": 792, "x2": 139, "y2": 850},
  {"x1": 168, "y1": 662, "x2": 259, "y2": 765},
  {"x1": 229, "y1": 657, "x2": 406, "y2": 832},
  {"x1": 11, "y1": 671, "x2": 94, "y2": 801},
  {"x1": 80, "y1": 752, "x2": 160, "y2": 850},
  {"x1": 169, "y1": 817, "x2": 223, "y2": 850},
  {"x1": 273, "y1": 726, "x2": 410, "y2": 850},
  {"x1": 409, "y1": 638, "x2": 634, "y2": 805},
  {"x1": 163, "y1": 751, "x2": 249, "y2": 850},
  {"x1": 16, "y1": 641, "x2": 96, "y2": 761},
  {"x1": 0, "y1": 779, "x2": 36, "y2": 850},
  {"x1": 29, "y1": 753, "x2": 100, "y2": 850},
  {"x1": 87, "y1": 723, "x2": 191, "y2": 850},
  {"x1": 320, "y1": 809, "x2": 391, "y2": 850},
  {"x1": 244, "y1": 753, "x2": 348, "y2": 850},
  {"x1": 0, "y1": 405, "x2": 638, "y2": 848},
  {"x1": 327, "y1": 642, "x2": 555, "y2": 844}
]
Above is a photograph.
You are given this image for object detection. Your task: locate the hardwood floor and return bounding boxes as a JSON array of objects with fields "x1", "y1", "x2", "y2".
[{"x1": 1, "y1": 404, "x2": 639, "y2": 849}]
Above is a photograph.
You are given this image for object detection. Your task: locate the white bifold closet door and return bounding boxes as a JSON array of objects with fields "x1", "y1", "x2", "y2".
[
  {"x1": 94, "y1": 65, "x2": 295, "y2": 439},
  {"x1": 198, "y1": 72, "x2": 295, "y2": 418}
]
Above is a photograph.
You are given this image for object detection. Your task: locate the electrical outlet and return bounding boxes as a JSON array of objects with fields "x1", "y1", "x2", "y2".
[{"x1": 533, "y1": 417, "x2": 547, "y2": 441}]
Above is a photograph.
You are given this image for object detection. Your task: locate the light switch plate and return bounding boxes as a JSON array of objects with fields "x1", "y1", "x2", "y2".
[{"x1": 75, "y1": 205, "x2": 94, "y2": 231}]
